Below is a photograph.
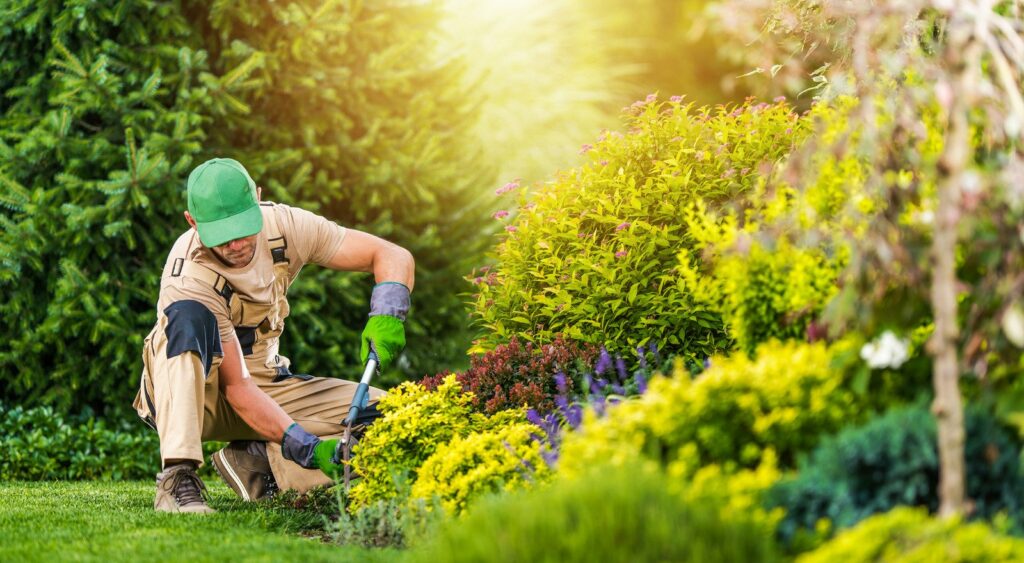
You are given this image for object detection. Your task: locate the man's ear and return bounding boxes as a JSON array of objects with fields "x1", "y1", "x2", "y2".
[{"x1": 184, "y1": 210, "x2": 197, "y2": 230}]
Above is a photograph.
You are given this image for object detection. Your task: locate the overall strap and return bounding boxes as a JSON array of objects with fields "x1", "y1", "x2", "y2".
[
  {"x1": 170, "y1": 256, "x2": 235, "y2": 307},
  {"x1": 260, "y1": 203, "x2": 289, "y2": 265}
]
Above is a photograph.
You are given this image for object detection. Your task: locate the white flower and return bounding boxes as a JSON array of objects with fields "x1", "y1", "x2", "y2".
[
  {"x1": 860, "y1": 330, "x2": 911, "y2": 370},
  {"x1": 1002, "y1": 305, "x2": 1024, "y2": 348}
]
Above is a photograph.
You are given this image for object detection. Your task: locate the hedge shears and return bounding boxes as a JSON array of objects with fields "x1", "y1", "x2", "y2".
[{"x1": 333, "y1": 346, "x2": 378, "y2": 491}]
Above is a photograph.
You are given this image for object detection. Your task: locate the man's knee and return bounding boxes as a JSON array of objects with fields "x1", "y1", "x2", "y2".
[{"x1": 163, "y1": 300, "x2": 222, "y2": 377}]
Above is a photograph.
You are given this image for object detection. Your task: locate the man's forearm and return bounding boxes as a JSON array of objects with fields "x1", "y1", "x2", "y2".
[
  {"x1": 223, "y1": 380, "x2": 293, "y2": 443},
  {"x1": 374, "y1": 245, "x2": 415, "y2": 291}
]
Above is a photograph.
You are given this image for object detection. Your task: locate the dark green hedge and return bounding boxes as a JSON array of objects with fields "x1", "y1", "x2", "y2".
[{"x1": 0, "y1": 0, "x2": 493, "y2": 416}]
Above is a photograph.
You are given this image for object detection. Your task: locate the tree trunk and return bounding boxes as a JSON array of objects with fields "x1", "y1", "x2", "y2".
[{"x1": 930, "y1": 1, "x2": 981, "y2": 518}]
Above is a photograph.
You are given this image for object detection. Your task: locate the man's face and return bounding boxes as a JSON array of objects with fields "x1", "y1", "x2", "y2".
[{"x1": 208, "y1": 234, "x2": 259, "y2": 268}]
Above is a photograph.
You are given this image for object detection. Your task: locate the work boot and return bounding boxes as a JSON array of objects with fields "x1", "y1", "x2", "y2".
[
  {"x1": 212, "y1": 440, "x2": 278, "y2": 502},
  {"x1": 154, "y1": 463, "x2": 215, "y2": 514}
]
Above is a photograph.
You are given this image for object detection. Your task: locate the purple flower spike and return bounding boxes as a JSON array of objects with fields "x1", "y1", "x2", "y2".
[
  {"x1": 650, "y1": 342, "x2": 659, "y2": 363},
  {"x1": 566, "y1": 404, "x2": 583, "y2": 429},
  {"x1": 637, "y1": 346, "x2": 647, "y2": 370},
  {"x1": 540, "y1": 445, "x2": 559, "y2": 469},
  {"x1": 591, "y1": 378, "x2": 607, "y2": 395},
  {"x1": 592, "y1": 395, "x2": 606, "y2": 417},
  {"x1": 526, "y1": 408, "x2": 543, "y2": 426},
  {"x1": 703, "y1": 357, "x2": 712, "y2": 369},
  {"x1": 615, "y1": 357, "x2": 627, "y2": 382},
  {"x1": 555, "y1": 395, "x2": 569, "y2": 410},
  {"x1": 596, "y1": 348, "x2": 612, "y2": 376},
  {"x1": 636, "y1": 371, "x2": 647, "y2": 394},
  {"x1": 555, "y1": 372, "x2": 567, "y2": 392},
  {"x1": 611, "y1": 383, "x2": 625, "y2": 395}
]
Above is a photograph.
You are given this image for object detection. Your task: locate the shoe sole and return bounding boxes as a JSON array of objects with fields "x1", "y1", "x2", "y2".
[{"x1": 212, "y1": 450, "x2": 252, "y2": 502}]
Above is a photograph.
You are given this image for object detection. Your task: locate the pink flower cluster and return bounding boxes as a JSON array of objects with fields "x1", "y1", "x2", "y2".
[
  {"x1": 496, "y1": 180, "x2": 520, "y2": 195},
  {"x1": 493, "y1": 210, "x2": 510, "y2": 219}
]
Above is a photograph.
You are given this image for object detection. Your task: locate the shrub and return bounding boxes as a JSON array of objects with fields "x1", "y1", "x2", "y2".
[
  {"x1": 677, "y1": 96, "x2": 863, "y2": 355},
  {"x1": 410, "y1": 422, "x2": 552, "y2": 514},
  {"x1": 768, "y1": 404, "x2": 1024, "y2": 546},
  {"x1": 419, "y1": 336, "x2": 600, "y2": 414},
  {"x1": 796, "y1": 507, "x2": 1024, "y2": 563},
  {"x1": 347, "y1": 375, "x2": 524, "y2": 509},
  {"x1": 0, "y1": 405, "x2": 159, "y2": 480},
  {"x1": 405, "y1": 465, "x2": 780, "y2": 563},
  {"x1": 470, "y1": 97, "x2": 810, "y2": 363},
  {"x1": 558, "y1": 340, "x2": 861, "y2": 477}
]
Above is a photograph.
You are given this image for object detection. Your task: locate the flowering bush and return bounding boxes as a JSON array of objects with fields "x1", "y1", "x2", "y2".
[
  {"x1": 470, "y1": 96, "x2": 811, "y2": 364},
  {"x1": 348, "y1": 375, "x2": 523, "y2": 509},
  {"x1": 410, "y1": 422, "x2": 551, "y2": 514},
  {"x1": 796, "y1": 507, "x2": 1024, "y2": 563},
  {"x1": 419, "y1": 336, "x2": 600, "y2": 414}
]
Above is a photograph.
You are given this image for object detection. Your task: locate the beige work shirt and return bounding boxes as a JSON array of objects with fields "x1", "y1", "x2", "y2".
[{"x1": 155, "y1": 202, "x2": 347, "y2": 375}]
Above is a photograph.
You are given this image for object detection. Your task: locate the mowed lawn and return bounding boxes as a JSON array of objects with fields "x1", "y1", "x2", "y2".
[{"x1": 0, "y1": 480, "x2": 400, "y2": 562}]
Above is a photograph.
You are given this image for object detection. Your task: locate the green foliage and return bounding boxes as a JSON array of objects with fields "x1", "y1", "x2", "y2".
[
  {"x1": 768, "y1": 404, "x2": 1024, "y2": 547},
  {"x1": 678, "y1": 96, "x2": 864, "y2": 355},
  {"x1": 558, "y1": 340, "x2": 861, "y2": 476},
  {"x1": 331, "y1": 493, "x2": 430, "y2": 551},
  {"x1": 0, "y1": 0, "x2": 215, "y2": 414},
  {"x1": 348, "y1": 375, "x2": 523, "y2": 510},
  {"x1": 0, "y1": 404, "x2": 159, "y2": 480},
  {"x1": 191, "y1": 0, "x2": 494, "y2": 383},
  {"x1": 796, "y1": 507, "x2": 1024, "y2": 563},
  {"x1": 471, "y1": 97, "x2": 809, "y2": 363},
  {"x1": 407, "y1": 465, "x2": 778, "y2": 563},
  {"x1": 411, "y1": 422, "x2": 552, "y2": 514}
]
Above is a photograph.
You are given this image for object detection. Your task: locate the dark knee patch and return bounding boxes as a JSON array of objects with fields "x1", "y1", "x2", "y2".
[{"x1": 164, "y1": 300, "x2": 222, "y2": 376}]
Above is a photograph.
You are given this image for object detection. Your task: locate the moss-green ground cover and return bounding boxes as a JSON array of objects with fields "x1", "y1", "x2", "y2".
[{"x1": 0, "y1": 481, "x2": 398, "y2": 562}]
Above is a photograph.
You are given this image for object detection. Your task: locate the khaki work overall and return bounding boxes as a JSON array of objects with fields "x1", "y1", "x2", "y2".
[{"x1": 134, "y1": 204, "x2": 384, "y2": 493}]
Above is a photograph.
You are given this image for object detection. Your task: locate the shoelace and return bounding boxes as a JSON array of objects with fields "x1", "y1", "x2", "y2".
[{"x1": 167, "y1": 467, "x2": 208, "y2": 506}]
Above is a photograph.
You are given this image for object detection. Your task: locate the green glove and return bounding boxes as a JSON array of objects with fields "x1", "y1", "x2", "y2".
[
  {"x1": 360, "y1": 315, "x2": 405, "y2": 371},
  {"x1": 313, "y1": 439, "x2": 344, "y2": 477},
  {"x1": 281, "y1": 423, "x2": 344, "y2": 476}
]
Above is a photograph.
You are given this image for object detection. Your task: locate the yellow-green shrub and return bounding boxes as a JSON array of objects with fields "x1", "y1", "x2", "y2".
[
  {"x1": 678, "y1": 96, "x2": 865, "y2": 354},
  {"x1": 410, "y1": 422, "x2": 552, "y2": 514},
  {"x1": 797, "y1": 507, "x2": 1024, "y2": 563},
  {"x1": 471, "y1": 97, "x2": 811, "y2": 362},
  {"x1": 558, "y1": 340, "x2": 860, "y2": 474},
  {"x1": 348, "y1": 375, "x2": 522, "y2": 509}
]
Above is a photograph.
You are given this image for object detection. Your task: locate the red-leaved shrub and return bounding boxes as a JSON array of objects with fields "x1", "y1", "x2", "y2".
[{"x1": 420, "y1": 336, "x2": 600, "y2": 414}]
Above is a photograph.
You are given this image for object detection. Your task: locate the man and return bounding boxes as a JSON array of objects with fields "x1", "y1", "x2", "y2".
[{"x1": 133, "y1": 157, "x2": 413, "y2": 513}]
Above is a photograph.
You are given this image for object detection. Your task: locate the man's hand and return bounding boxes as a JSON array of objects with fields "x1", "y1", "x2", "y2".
[
  {"x1": 359, "y1": 282, "x2": 410, "y2": 371},
  {"x1": 360, "y1": 315, "x2": 405, "y2": 371}
]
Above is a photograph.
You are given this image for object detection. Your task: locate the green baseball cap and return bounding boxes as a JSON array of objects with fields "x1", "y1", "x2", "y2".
[{"x1": 186, "y1": 158, "x2": 263, "y2": 247}]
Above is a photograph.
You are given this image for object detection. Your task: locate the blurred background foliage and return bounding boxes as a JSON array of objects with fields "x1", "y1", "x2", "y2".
[{"x1": 0, "y1": 0, "x2": 754, "y2": 416}]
